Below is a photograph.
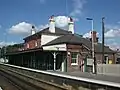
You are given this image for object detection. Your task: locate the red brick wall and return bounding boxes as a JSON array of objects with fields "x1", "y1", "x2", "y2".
[
  {"x1": 67, "y1": 44, "x2": 82, "y2": 50},
  {"x1": 66, "y1": 44, "x2": 87, "y2": 72},
  {"x1": 28, "y1": 40, "x2": 35, "y2": 49},
  {"x1": 24, "y1": 36, "x2": 41, "y2": 50},
  {"x1": 66, "y1": 44, "x2": 115, "y2": 72},
  {"x1": 36, "y1": 38, "x2": 41, "y2": 48},
  {"x1": 95, "y1": 53, "x2": 115, "y2": 64}
]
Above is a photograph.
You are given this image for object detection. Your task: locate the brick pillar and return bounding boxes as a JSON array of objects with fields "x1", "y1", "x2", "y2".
[
  {"x1": 67, "y1": 52, "x2": 71, "y2": 67},
  {"x1": 112, "y1": 53, "x2": 115, "y2": 64},
  {"x1": 67, "y1": 51, "x2": 71, "y2": 72}
]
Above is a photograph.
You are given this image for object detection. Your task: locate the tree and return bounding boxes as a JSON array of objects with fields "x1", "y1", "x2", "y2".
[{"x1": 6, "y1": 43, "x2": 24, "y2": 53}]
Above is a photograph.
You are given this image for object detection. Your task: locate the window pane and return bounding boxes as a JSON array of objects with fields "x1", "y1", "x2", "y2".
[
  {"x1": 71, "y1": 53, "x2": 77, "y2": 58},
  {"x1": 71, "y1": 52, "x2": 78, "y2": 64},
  {"x1": 72, "y1": 59, "x2": 76, "y2": 63}
]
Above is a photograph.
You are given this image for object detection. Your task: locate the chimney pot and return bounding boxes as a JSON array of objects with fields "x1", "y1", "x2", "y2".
[
  {"x1": 70, "y1": 17, "x2": 73, "y2": 22},
  {"x1": 50, "y1": 15, "x2": 54, "y2": 19},
  {"x1": 31, "y1": 25, "x2": 36, "y2": 35},
  {"x1": 49, "y1": 15, "x2": 55, "y2": 33},
  {"x1": 68, "y1": 17, "x2": 74, "y2": 34},
  {"x1": 32, "y1": 25, "x2": 35, "y2": 29}
]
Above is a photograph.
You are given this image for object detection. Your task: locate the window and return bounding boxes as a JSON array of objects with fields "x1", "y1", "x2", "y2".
[
  {"x1": 27, "y1": 43, "x2": 29, "y2": 48},
  {"x1": 71, "y1": 52, "x2": 78, "y2": 65},
  {"x1": 35, "y1": 41, "x2": 38, "y2": 47},
  {"x1": 116, "y1": 58, "x2": 120, "y2": 64},
  {"x1": 104, "y1": 55, "x2": 108, "y2": 64}
]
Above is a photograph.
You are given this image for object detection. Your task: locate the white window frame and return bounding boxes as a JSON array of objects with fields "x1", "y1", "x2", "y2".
[{"x1": 71, "y1": 52, "x2": 78, "y2": 65}]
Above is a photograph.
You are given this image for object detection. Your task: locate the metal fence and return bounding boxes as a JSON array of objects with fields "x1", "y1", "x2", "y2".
[{"x1": 97, "y1": 64, "x2": 120, "y2": 76}]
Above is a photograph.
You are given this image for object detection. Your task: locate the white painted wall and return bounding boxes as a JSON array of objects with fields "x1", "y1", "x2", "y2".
[
  {"x1": 0, "y1": 58, "x2": 8, "y2": 63},
  {"x1": 41, "y1": 34, "x2": 59, "y2": 45},
  {"x1": 61, "y1": 61, "x2": 65, "y2": 72},
  {"x1": 31, "y1": 30, "x2": 36, "y2": 35},
  {"x1": 43, "y1": 44, "x2": 67, "y2": 51},
  {"x1": 0, "y1": 87, "x2": 2, "y2": 90},
  {"x1": 97, "y1": 64, "x2": 120, "y2": 76},
  {"x1": 68, "y1": 22, "x2": 74, "y2": 34},
  {"x1": 49, "y1": 21, "x2": 55, "y2": 33}
]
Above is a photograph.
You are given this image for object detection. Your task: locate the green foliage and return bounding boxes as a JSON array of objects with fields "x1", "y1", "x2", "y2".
[{"x1": 0, "y1": 43, "x2": 24, "y2": 57}]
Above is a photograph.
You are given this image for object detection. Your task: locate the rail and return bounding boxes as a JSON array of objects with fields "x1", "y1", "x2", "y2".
[{"x1": 0, "y1": 63, "x2": 120, "y2": 90}]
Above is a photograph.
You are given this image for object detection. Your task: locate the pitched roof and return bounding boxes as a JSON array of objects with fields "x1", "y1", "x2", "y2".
[
  {"x1": 6, "y1": 47, "x2": 43, "y2": 55},
  {"x1": 94, "y1": 43, "x2": 114, "y2": 53},
  {"x1": 43, "y1": 34, "x2": 114, "y2": 53},
  {"x1": 43, "y1": 34, "x2": 90, "y2": 46},
  {"x1": 23, "y1": 27, "x2": 71, "y2": 40}
]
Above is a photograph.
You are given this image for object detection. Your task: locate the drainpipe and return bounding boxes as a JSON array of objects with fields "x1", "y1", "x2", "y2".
[{"x1": 84, "y1": 55, "x2": 87, "y2": 72}]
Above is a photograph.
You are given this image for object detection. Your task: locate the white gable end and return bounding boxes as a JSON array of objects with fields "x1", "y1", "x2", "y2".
[{"x1": 41, "y1": 34, "x2": 59, "y2": 46}]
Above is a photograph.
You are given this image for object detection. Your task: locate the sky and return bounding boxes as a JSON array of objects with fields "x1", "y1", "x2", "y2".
[{"x1": 0, "y1": 0, "x2": 120, "y2": 50}]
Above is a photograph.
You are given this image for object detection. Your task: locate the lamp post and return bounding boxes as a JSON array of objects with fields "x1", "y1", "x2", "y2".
[
  {"x1": 102, "y1": 17, "x2": 105, "y2": 64},
  {"x1": 86, "y1": 18, "x2": 96, "y2": 74},
  {"x1": 4, "y1": 33, "x2": 7, "y2": 63}
]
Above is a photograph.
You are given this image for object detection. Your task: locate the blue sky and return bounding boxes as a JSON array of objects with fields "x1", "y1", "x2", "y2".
[{"x1": 0, "y1": 0, "x2": 120, "y2": 50}]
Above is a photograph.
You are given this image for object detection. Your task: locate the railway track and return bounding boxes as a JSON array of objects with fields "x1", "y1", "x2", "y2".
[
  {"x1": 0, "y1": 70, "x2": 44, "y2": 90},
  {"x1": 0, "y1": 63, "x2": 120, "y2": 90},
  {"x1": 0, "y1": 70, "x2": 23, "y2": 90}
]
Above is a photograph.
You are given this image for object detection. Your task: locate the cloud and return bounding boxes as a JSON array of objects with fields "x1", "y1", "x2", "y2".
[
  {"x1": 106, "y1": 41, "x2": 120, "y2": 50},
  {"x1": 72, "y1": 17, "x2": 79, "y2": 22},
  {"x1": 8, "y1": 22, "x2": 49, "y2": 35},
  {"x1": 105, "y1": 24, "x2": 120, "y2": 38},
  {"x1": 105, "y1": 37, "x2": 120, "y2": 50},
  {"x1": 8, "y1": 22, "x2": 32, "y2": 36},
  {"x1": 38, "y1": 24, "x2": 49, "y2": 30},
  {"x1": 105, "y1": 24, "x2": 119, "y2": 30},
  {"x1": 104, "y1": 24, "x2": 120, "y2": 50},
  {"x1": 83, "y1": 31, "x2": 99, "y2": 38},
  {"x1": 99, "y1": 38, "x2": 120, "y2": 50},
  {"x1": 0, "y1": 41, "x2": 16, "y2": 47},
  {"x1": 104, "y1": 36, "x2": 120, "y2": 50},
  {"x1": 82, "y1": 26, "x2": 120, "y2": 50},
  {"x1": 83, "y1": 32, "x2": 91, "y2": 38},
  {"x1": 104, "y1": 29, "x2": 120, "y2": 38},
  {"x1": 70, "y1": 0, "x2": 86, "y2": 18},
  {"x1": 39, "y1": 16, "x2": 77, "y2": 30},
  {"x1": 8, "y1": 15, "x2": 75, "y2": 36},
  {"x1": 38, "y1": 16, "x2": 75, "y2": 31},
  {"x1": 55, "y1": 16, "x2": 69, "y2": 28}
]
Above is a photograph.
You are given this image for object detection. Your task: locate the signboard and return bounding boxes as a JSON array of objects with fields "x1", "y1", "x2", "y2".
[
  {"x1": 87, "y1": 58, "x2": 93, "y2": 66},
  {"x1": 43, "y1": 44, "x2": 66, "y2": 51}
]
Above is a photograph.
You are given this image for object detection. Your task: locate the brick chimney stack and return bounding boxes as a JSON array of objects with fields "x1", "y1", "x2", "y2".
[
  {"x1": 90, "y1": 31, "x2": 98, "y2": 43},
  {"x1": 49, "y1": 15, "x2": 55, "y2": 33},
  {"x1": 31, "y1": 25, "x2": 36, "y2": 35},
  {"x1": 68, "y1": 17, "x2": 74, "y2": 34}
]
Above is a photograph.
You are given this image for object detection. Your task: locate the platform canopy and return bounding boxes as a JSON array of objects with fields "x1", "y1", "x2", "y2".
[{"x1": 43, "y1": 44, "x2": 67, "y2": 51}]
